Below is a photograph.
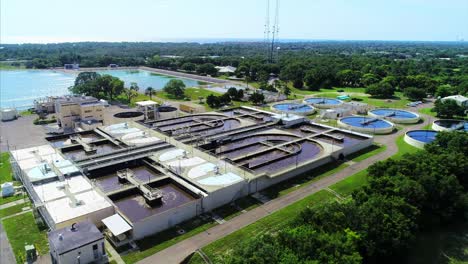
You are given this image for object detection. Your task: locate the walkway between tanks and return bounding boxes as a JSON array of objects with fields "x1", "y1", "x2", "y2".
[{"x1": 137, "y1": 116, "x2": 429, "y2": 264}]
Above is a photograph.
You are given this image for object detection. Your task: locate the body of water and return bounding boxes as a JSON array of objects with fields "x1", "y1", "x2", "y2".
[
  {"x1": 96, "y1": 69, "x2": 204, "y2": 90},
  {"x1": 0, "y1": 69, "x2": 204, "y2": 110},
  {"x1": 0, "y1": 70, "x2": 76, "y2": 109}
]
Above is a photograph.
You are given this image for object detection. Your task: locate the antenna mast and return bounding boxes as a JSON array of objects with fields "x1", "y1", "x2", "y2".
[
  {"x1": 264, "y1": 0, "x2": 270, "y2": 57},
  {"x1": 268, "y1": 0, "x2": 280, "y2": 63}
]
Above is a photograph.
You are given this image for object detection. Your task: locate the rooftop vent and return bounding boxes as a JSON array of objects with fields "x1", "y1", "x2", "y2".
[
  {"x1": 58, "y1": 233, "x2": 63, "y2": 240},
  {"x1": 71, "y1": 223, "x2": 77, "y2": 232}
]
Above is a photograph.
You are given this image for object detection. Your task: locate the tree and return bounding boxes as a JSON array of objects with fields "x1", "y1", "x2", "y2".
[
  {"x1": 145, "y1": 87, "x2": 155, "y2": 99},
  {"x1": 435, "y1": 84, "x2": 455, "y2": 98},
  {"x1": 206, "y1": 94, "x2": 220, "y2": 108},
  {"x1": 196, "y1": 63, "x2": 217, "y2": 76},
  {"x1": 69, "y1": 72, "x2": 101, "y2": 97},
  {"x1": 181, "y1": 62, "x2": 197, "y2": 72},
  {"x1": 250, "y1": 92, "x2": 265, "y2": 105},
  {"x1": 74, "y1": 72, "x2": 100, "y2": 87},
  {"x1": 129, "y1": 82, "x2": 139, "y2": 92},
  {"x1": 96, "y1": 74, "x2": 124, "y2": 101},
  {"x1": 163, "y1": 79, "x2": 186, "y2": 98},
  {"x1": 433, "y1": 99, "x2": 465, "y2": 118},
  {"x1": 361, "y1": 73, "x2": 380, "y2": 86},
  {"x1": 123, "y1": 88, "x2": 138, "y2": 103},
  {"x1": 304, "y1": 68, "x2": 336, "y2": 90},
  {"x1": 404, "y1": 87, "x2": 426, "y2": 101},
  {"x1": 365, "y1": 81, "x2": 395, "y2": 98}
]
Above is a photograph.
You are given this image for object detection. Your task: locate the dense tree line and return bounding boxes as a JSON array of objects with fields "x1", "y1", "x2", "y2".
[
  {"x1": 2, "y1": 42, "x2": 467, "y2": 97},
  {"x1": 221, "y1": 132, "x2": 468, "y2": 264}
]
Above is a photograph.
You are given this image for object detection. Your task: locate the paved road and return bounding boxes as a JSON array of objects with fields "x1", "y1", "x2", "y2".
[
  {"x1": 0, "y1": 222, "x2": 16, "y2": 264},
  {"x1": 137, "y1": 115, "x2": 430, "y2": 264},
  {"x1": 0, "y1": 115, "x2": 48, "y2": 152}
]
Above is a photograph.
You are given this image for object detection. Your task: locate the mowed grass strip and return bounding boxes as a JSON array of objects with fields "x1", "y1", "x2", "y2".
[
  {"x1": 2, "y1": 212, "x2": 49, "y2": 263},
  {"x1": 0, "y1": 202, "x2": 30, "y2": 218},
  {"x1": 330, "y1": 170, "x2": 369, "y2": 197},
  {"x1": 0, "y1": 152, "x2": 13, "y2": 184}
]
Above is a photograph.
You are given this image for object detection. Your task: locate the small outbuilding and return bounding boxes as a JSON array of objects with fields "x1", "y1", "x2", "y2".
[
  {"x1": 1, "y1": 182, "x2": 15, "y2": 197},
  {"x1": 441, "y1": 95, "x2": 468, "y2": 108},
  {"x1": 48, "y1": 220, "x2": 107, "y2": 264}
]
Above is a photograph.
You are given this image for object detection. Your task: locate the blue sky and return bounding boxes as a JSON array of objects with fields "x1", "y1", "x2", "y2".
[{"x1": 1, "y1": 0, "x2": 467, "y2": 43}]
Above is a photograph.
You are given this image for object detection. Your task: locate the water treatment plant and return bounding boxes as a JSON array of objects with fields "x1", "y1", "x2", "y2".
[
  {"x1": 432, "y1": 119, "x2": 468, "y2": 132},
  {"x1": 9, "y1": 106, "x2": 373, "y2": 245}
]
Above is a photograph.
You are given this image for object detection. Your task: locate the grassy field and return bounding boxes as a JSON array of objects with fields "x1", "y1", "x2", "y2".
[
  {"x1": 0, "y1": 152, "x2": 13, "y2": 184},
  {"x1": 418, "y1": 107, "x2": 437, "y2": 117},
  {"x1": 0, "y1": 202, "x2": 30, "y2": 218},
  {"x1": 392, "y1": 135, "x2": 421, "y2": 159},
  {"x1": 201, "y1": 190, "x2": 334, "y2": 261},
  {"x1": 2, "y1": 212, "x2": 49, "y2": 263},
  {"x1": 347, "y1": 144, "x2": 386, "y2": 162},
  {"x1": 330, "y1": 169, "x2": 369, "y2": 197}
]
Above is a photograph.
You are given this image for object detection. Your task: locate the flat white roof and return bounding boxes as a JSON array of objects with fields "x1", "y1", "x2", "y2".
[
  {"x1": 102, "y1": 214, "x2": 132, "y2": 236},
  {"x1": 44, "y1": 189, "x2": 112, "y2": 224},
  {"x1": 11, "y1": 145, "x2": 64, "y2": 171},
  {"x1": 33, "y1": 176, "x2": 92, "y2": 202},
  {"x1": 136, "y1": 100, "x2": 158, "y2": 107}
]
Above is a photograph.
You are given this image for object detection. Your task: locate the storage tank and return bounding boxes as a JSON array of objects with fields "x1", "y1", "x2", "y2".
[
  {"x1": 113, "y1": 111, "x2": 145, "y2": 123},
  {"x1": 1, "y1": 108, "x2": 17, "y2": 121}
]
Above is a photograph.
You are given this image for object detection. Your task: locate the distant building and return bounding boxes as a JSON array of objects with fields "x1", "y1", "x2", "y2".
[
  {"x1": 55, "y1": 96, "x2": 106, "y2": 129},
  {"x1": 441, "y1": 95, "x2": 468, "y2": 108},
  {"x1": 215, "y1": 66, "x2": 237, "y2": 74},
  {"x1": 64, "y1": 63, "x2": 79, "y2": 70},
  {"x1": 48, "y1": 221, "x2": 108, "y2": 264},
  {"x1": 108, "y1": 64, "x2": 119, "y2": 68}
]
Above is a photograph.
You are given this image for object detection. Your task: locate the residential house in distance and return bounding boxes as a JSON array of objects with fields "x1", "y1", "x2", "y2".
[{"x1": 55, "y1": 96, "x2": 107, "y2": 130}]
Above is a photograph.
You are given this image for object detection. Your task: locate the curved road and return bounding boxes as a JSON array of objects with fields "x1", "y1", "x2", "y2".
[{"x1": 137, "y1": 112, "x2": 431, "y2": 264}]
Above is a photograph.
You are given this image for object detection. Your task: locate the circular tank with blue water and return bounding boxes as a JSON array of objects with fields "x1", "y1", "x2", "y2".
[
  {"x1": 432, "y1": 119, "x2": 468, "y2": 132},
  {"x1": 368, "y1": 108, "x2": 420, "y2": 124},
  {"x1": 303, "y1": 97, "x2": 343, "y2": 108},
  {"x1": 271, "y1": 103, "x2": 315, "y2": 116},
  {"x1": 404, "y1": 130, "x2": 438, "y2": 149},
  {"x1": 338, "y1": 116, "x2": 394, "y2": 134}
]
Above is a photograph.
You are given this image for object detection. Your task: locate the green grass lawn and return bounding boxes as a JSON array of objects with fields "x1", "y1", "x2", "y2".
[
  {"x1": 0, "y1": 152, "x2": 13, "y2": 184},
  {"x1": 392, "y1": 135, "x2": 421, "y2": 159},
  {"x1": 202, "y1": 190, "x2": 334, "y2": 261},
  {"x1": 0, "y1": 202, "x2": 30, "y2": 218},
  {"x1": 188, "y1": 252, "x2": 206, "y2": 264},
  {"x1": 330, "y1": 170, "x2": 369, "y2": 197},
  {"x1": 122, "y1": 216, "x2": 217, "y2": 263},
  {"x1": 418, "y1": 107, "x2": 437, "y2": 117},
  {"x1": 2, "y1": 212, "x2": 49, "y2": 263},
  {"x1": 346, "y1": 144, "x2": 386, "y2": 162}
]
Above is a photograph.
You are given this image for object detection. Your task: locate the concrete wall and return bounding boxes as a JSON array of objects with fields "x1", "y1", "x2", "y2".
[
  {"x1": 50, "y1": 238, "x2": 106, "y2": 264},
  {"x1": 131, "y1": 199, "x2": 201, "y2": 240},
  {"x1": 337, "y1": 119, "x2": 394, "y2": 135},
  {"x1": 201, "y1": 180, "x2": 247, "y2": 211},
  {"x1": 55, "y1": 206, "x2": 115, "y2": 230},
  {"x1": 403, "y1": 133, "x2": 426, "y2": 149},
  {"x1": 368, "y1": 111, "x2": 420, "y2": 124}
]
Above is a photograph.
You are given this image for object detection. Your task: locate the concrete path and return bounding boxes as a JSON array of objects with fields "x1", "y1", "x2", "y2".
[
  {"x1": 137, "y1": 116, "x2": 430, "y2": 264},
  {"x1": 0, "y1": 222, "x2": 16, "y2": 264},
  {"x1": 0, "y1": 198, "x2": 27, "y2": 210}
]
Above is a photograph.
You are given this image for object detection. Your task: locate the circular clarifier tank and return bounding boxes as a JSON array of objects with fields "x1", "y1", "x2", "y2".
[
  {"x1": 303, "y1": 97, "x2": 343, "y2": 108},
  {"x1": 338, "y1": 116, "x2": 394, "y2": 134},
  {"x1": 271, "y1": 103, "x2": 315, "y2": 116},
  {"x1": 113, "y1": 111, "x2": 145, "y2": 123},
  {"x1": 404, "y1": 130, "x2": 438, "y2": 149},
  {"x1": 369, "y1": 108, "x2": 420, "y2": 124},
  {"x1": 432, "y1": 119, "x2": 468, "y2": 132}
]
